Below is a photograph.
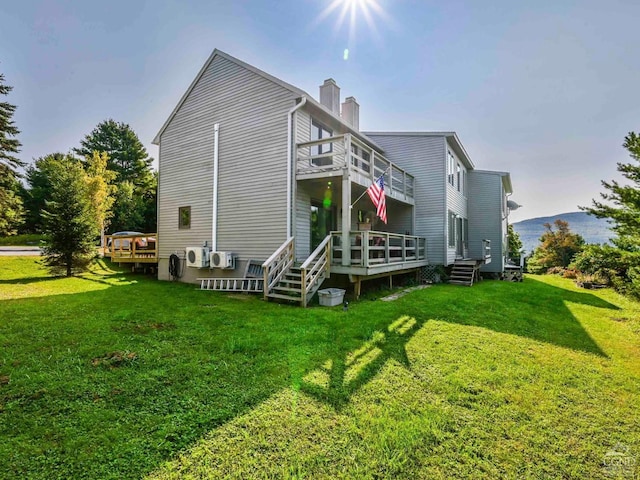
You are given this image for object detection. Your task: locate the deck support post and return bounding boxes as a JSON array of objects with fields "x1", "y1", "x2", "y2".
[{"x1": 341, "y1": 135, "x2": 352, "y2": 267}]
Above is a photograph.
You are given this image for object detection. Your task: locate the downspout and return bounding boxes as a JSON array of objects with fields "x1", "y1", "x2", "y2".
[
  {"x1": 287, "y1": 97, "x2": 307, "y2": 238},
  {"x1": 212, "y1": 123, "x2": 220, "y2": 251}
]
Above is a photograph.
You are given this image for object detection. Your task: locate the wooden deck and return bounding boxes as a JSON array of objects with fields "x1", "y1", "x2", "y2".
[
  {"x1": 103, "y1": 233, "x2": 158, "y2": 263},
  {"x1": 329, "y1": 230, "x2": 428, "y2": 276}
]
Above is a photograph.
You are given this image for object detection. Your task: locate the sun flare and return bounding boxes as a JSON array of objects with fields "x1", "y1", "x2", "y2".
[{"x1": 312, "y1": 0, "x2": 390, "y2": 51}]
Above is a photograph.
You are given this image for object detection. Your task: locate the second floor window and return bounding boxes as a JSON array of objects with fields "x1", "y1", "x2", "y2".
[
  {"x1": 447, "y1": 150, "x2": 455, "y2": 186},
  {"x1": 311, "y1": 120, "x2": 333, "y2": 166}
]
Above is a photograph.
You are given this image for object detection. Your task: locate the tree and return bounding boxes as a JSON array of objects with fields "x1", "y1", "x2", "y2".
[
  {"x1": 74, "y1": 119, "x2": 156, "y2": 232},
  {"x1": 41, "y1": 156, "x2": 99, "y2": 276},
  {"x1": 0, "y1": 72, "x2": 23, "y2": 173},
  {"x1": 582, "y1": 131, "x2": 640, "y2": 247},
  {"x1": 74, "y1": 119, "x2": 153, "y2": 188},
  {"x1": 22, "y1": 153, "x2": 68, "y2": 233},
  {"x1": 526, "y1": 219, "x2": 585, "y2": 274},
  {"x1": 0, "y1": 72, "x2": 24, "y2": 236},
  {"x1": 507, "y1": 224, "x2": 523, "y2": 261},
  {"x1": 84, "y1": 151, "x2": 116, "y2": 246},
  {"x1": 0, "y1": 165, "x2": 24, "y2": 236}
]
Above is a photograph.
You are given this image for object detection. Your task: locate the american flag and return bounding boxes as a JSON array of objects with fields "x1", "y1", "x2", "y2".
[{"x1": 367, "y1": 176, "x2": 387, "y2": 224}]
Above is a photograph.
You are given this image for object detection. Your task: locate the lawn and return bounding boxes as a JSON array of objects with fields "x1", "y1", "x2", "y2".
[{"x1": 1, "y1": 257, "x2": 639, "y2": 479}]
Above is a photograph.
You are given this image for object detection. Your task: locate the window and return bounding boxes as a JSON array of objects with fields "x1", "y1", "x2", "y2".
[
  {"x1": 447, "y1": 150, "x2": 455, "y2": 186},
  {"x1": 311, "y1": 119, "x2": 333, "y2": 166},
  {"x1": 179, "y1": 206, "x2": 191, "y2": 229},
  {"x1": 463, "y1": 218, "x2": 469, "y2": 249},
  {"x1": 448, "y1": 211, "x2": 456, "y2": 247},
  {"x1": 456, "y1": 163, "x2": 461, "y2": 191}
]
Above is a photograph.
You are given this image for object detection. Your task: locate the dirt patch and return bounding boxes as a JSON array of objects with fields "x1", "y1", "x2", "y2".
[
  {"x1": 611, "y1": 317, "x2": 630, "y2": 322},
  {"x1": 91, "y1": 351, "x2": 138, "y2": 368},
  {"x1": 0, "y1": 376, "x2": 9, "y2": 385}
]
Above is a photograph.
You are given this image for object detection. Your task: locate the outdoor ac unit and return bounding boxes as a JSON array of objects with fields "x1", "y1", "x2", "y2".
[
  {"x1": 186, "y1": 247, "x2": 209, "y2": 268},
  {"x1": 210, "y1": 251, "x2": 235, "y2": 269}
]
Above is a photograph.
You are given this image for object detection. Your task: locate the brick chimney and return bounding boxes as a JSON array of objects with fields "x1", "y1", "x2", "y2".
[
  {"x1": 341, "y1": 96, "x2": 359, "y2": 130},
  {"x1": 319, "y1": 78, "x2": 340, "y2": 115}
]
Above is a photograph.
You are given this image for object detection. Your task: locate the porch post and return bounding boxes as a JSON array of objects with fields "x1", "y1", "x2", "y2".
[{"x1": 341, "y1": 134, "x2": 352, "y2": 266}]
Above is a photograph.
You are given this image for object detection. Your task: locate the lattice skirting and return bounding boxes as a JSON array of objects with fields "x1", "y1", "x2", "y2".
[{"x1": 420, "y1": 265, "x2": 443, "y2": 284}]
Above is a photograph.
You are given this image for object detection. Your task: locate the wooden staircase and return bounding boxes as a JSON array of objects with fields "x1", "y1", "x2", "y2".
[
  {"x1": 449, "y1": 259, "x2": 482, "y2": 286},
  {"x1": 263, "y1": 235, "x2": 331, "y2": 307},
  {"x1": 268, "y1": 266, "x2": 304, "y2": 303}
]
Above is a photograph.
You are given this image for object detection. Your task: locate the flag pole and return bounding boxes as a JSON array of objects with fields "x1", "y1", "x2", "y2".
[{"x1": 349, "y1": 165, "x2": 391, "y2": 209}]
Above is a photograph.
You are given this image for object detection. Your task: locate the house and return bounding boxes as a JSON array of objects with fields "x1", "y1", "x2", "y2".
[
  {"x1": 152, "y1": 49, "x2": 516, "y2": 304},
  {"x1": 364, "y1": 133, "x2": 514, "y2": 275}
]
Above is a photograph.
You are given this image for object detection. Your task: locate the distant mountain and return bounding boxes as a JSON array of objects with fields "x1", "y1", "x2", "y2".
[{"x1": 512, "y1": 211, "x2": 614, "y2": 254}]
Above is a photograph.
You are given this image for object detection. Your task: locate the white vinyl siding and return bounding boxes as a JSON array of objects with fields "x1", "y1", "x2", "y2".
[
  {"x1": 445, "y1": 140, "x2": 468, "y2": 263},
  {"x1": 367, "y1": 134, "x2": 446, "y2": 264},
  {"x1": 468, "y1": 170, "x2": 506, "y2": 273},
  {"x1": 157, "y1": 54, "x2": 298, "y2": 281}
]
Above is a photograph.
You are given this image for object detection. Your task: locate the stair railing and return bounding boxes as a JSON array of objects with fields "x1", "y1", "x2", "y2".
[
  {"x1": 262, "y1": 237, "x2": 295, "y2": 300},
  {"x1": 300, "y1": 234, "x2": 331, "y2": 306}
]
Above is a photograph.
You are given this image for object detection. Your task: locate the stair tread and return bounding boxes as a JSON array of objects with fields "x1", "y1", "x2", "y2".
[
  {"x1": 273, "y1": 286, "x2": 302, "y2": 293},
  {"x1": 267, "y1": 293, "x2": 302, "y2": 302}
]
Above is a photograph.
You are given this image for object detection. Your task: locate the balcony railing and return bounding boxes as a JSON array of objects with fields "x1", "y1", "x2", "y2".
[
  {"x1": 296, "y1": 134, "x2": 415, "y2": 201},
  {"x1": 330, "y1": 231, "x2": 426, "y2": 268}
]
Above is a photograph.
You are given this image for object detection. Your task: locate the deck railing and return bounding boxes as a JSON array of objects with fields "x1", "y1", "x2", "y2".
[
  {"x1": 330, "y1": 231, "x2": 426, "y2": 267},
  {"x1": 296, "y1": 134, "x2": 415, "y2": 200},
  {"x1": 262, "y1": 237, "x2": 295, "y2": 300},
  {"x1": 104, "y1": 233, "x2": 158, "y2": 263},
  {"x1": 300, "y1": 234, "x2": 331, "y2": 306}
]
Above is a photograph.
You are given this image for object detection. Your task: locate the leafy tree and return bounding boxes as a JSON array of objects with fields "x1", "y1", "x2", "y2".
[
  {"x1": 74, "y1": 119, "x2": 153, "y2": 188},
  {"x1": 41, "y1": 156, "x2": 98, "y2": 276},
  {"x1": 582, "y1": 131, "x2": 640, "y2": 247},
  {"x1": 22, "y1": 153, "x2": 68, "y2": 233},
  {"x1": 526, "y1": 219, "x2": 584, "y2": 274},
  {"x1": 0, "y1": 165, "x2": 24, "y2": 236},
  {"x1": 111, "y1": 181, "x2": 144, "y2": 231},
  {"x1": 0, "y1": 72, "x2": 23, "y2": 173},
  {"x1": 507, "y1": 224, "x2": 523, "y2": 261},
  {"x1": 84, "y1": 151, "x2": 116, "y2": 246}
]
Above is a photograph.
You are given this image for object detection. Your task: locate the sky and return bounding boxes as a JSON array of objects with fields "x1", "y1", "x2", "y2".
[{"x1": 1, "y1": 0, "x2": 639, "y2": 223}]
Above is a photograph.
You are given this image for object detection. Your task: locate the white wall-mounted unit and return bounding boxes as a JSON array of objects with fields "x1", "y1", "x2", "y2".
[
  {"x1": 186, "y1": 247, "x2": 210, "y2": 268},
  {"x1": 210, "y1": 251, "x2": 235, "y2": 269}
]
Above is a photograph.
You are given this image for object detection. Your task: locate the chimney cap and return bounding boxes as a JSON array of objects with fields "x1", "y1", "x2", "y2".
[
  {"x1": 322, "y1": 78, "x2": 338, "y2": 86},
  {"x1": 344, "y1": 96, "x2": 359, "y2": 104}
]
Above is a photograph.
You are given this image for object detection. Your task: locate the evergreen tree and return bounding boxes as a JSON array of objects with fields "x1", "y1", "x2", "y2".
[
  {"x1": 582, "y1": 131, "x2": 640, "y2": 247},
  {"x1": 74, "y1": 119, "x2": 153, "y2": 187},
  {"x1": 526, "y1": 219, "x2": 584, "y2": 274},
  {"x1": 22, "y1": 153, "x2": 68, "y2": 233},
  {"x1": 0, "y1": 165, "x2": 24, "y2": 236},
  {"x1": 41, "y1": 156, "x2": 98, "y2": 276},
  {"x1": 0, "y1": 72, "x2": 24, "y2": 236},
  {"x1": 0, "y1": 72, "x2": 23, "y2": 172},
  {"x1": 74, "y1": 119, "x2": 156, "y2": 232}
]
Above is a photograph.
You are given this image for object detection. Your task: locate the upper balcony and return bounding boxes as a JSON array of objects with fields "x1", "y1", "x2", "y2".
[{"x1": 296, "y1": 133, "x2": 415, "y2": 205}]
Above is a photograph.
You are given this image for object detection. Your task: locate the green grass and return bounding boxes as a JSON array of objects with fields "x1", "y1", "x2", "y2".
[
  {"x1": 1, "y1": 257, "x2": 639, "y2": 479},
  {"x1": 0, "y1": 234, "x2": 45, "y2": 246}
]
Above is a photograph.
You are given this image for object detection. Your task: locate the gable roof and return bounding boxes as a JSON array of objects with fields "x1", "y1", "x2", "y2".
[
  {"x1": 153, "y1": 49, "x2": 384, "y2": 151},
  {"x1": 152, "y1": 49, "x2": 307, "y2": 145},
  {"x1": 364, "y1": 131, "x2": 476, "y2": 170}
]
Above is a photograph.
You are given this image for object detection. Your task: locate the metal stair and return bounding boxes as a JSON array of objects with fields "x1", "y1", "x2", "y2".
[{"x1": 449, "y1": 259, "x2": 481, "y2": 286}]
